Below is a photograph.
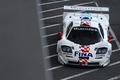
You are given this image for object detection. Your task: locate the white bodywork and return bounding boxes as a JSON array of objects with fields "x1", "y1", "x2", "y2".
[{"x1": 57, "y1": 6, "x2": 112, "y2": 67}]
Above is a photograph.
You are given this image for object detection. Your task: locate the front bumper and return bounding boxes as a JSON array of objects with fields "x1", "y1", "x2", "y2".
[
  {"x1": 68, "y1": 61, "x2": 100, "y2": 66},
  {"x1": 58, "y1": 53, "x2": 110, "y2": 67}
]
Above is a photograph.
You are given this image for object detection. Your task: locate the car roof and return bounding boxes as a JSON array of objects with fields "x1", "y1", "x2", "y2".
[{"x1": 63, "y1": 12, "x2": 109, "y2": 31}]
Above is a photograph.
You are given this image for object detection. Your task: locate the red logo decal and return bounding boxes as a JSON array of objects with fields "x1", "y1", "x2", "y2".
[
  {"x1": 75, "y1": 23, "x2": 79, "y2": 25},
  {"x1": 79, "y1": 45, "x2": 90, "y2": 53},
  {"x1": 81, "y1": 21, "x2": 90, "y2": 25},
  {"x1": 78, "y1": 59, "x2": 88, "y2": 66}
]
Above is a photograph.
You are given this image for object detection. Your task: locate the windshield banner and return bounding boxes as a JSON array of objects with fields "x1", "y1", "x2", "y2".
[{"x1": 74, "y1": 27, "x2": 97, "y2": 31}]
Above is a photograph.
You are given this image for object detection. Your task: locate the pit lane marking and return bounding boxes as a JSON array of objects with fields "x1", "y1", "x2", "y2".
[
  {"x1": 112, "y1": 48, "x2": 120, "y2": 53},
  {"x1": 41, "y1": 23, "x2": 61, "y2": 29},
  {"x1": 107, "y1": 75, "x2": 120, "y2": 80},
  {"x1": 45, "y1": 54, "x2": 58, "y2": 59},
  {"x1": 43, "y1": 32, "x2": 58, "y2": 37},
  {"x1": 47, "y1": 65, "x2": 63, "y2": 71},
  {"x1": 44, "y1": 43, "x2": 57, "y2": 48},
  {"x1": 109, "y1": 38, "x2": 116, "y2": 42},
  {"x1": 39, "y1": 1, "x2": 94, "y2": 13},
  {"x1": 95, "y1": 1, "x2": 99, "y2": 7},
  {"x1": 39, "y1": 0, "x2": 70, "y2": 6},
  {"x1": 61, "y1": 61, "x2": 120, "y2": 80},
  {"x1": 40, "y1": 14, "x2": 62, "y2": 20},
  {"x1": 39, "y1": 7, "x2": 63, "y2": 13}
]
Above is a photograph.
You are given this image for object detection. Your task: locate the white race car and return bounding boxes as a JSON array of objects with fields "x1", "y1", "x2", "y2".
[{"x1": 57, "y1": 6, "x2": 113, "y2": 67}]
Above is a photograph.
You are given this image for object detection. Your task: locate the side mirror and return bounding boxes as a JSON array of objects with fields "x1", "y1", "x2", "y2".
[
  {"x1": 58, "y1": 32, "x2": 62, "y2": 39},
  {"x1": 108, "y1": 35, "x2": 113, "y2": 41}
]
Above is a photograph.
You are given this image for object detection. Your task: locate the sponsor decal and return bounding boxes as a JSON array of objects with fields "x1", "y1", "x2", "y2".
[
  {"x1": 78, "y1": 58, "x2": 88, "y2": 66},
  {"x1": 81, "y1": 12, "x2": 91, "y2": 18},
  {"x1": 79, "y1": 45, "x2": 90, "y2": 53},
  {"x1": 74, "y1": 21, "x2": 80, "y2": 26},
  {"x1": 74, "y1": 45, "x2": 93, "y2": 57},
  {"x1": 81, "y1": 21, "x2": 91, "y2": 25},
  {"x1": 75, "y1": 23, "x2": 79, "y2": 25},
  {"x1": 75, "y1": 51, "x2": 93, "y2": 57},
  {"x1": 75, "y1": 45, "x2": 92, "y2": 66},
  {"x1": 96, "y1": 54, "x2": 105, "y2": 57},
  {"x1": 74, "y1": 27, "x2": 97, "y2": 31}
]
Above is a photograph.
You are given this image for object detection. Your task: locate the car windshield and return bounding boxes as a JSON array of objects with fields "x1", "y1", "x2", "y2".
[{"x1": 67, "y1": 27, "x2": 102, "y2": 45}]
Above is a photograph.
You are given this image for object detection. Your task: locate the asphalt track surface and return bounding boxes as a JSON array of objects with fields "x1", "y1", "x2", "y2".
[
  {"x1": 1, "y1": 0, "x2": 120, "y2": 80},
  {"x1": 39, "y1": 0, "x2": 120, "y2": 80}
]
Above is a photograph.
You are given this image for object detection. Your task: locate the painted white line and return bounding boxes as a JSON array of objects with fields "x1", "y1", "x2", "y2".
[
  {"x1": 44, "y1": 43, "x2": 57, "y2": 48},
  {"x1": 107, "y1": 75, "x2": 120, "y2": 80},
  {"x1": 39, "y1": 7, "x2": 63, "y2": 13},
  {"x1": 39, "y1": 1, "x2": 94, "y2": 13},
  {"x1": 39, "y1": 0, "x2": 70, "y2": 6},
  {"x1": 112, "y1": 48, "x2": 120, "y2": 53},
  {"x1": 109, "y1": 38, "x2": 116, "y2": 42},
  {"x1": 43, "y1": 32, "x2": 58, "y2": 38},
  {"x1": 41, "y1": 23, "x2": 61, "y2": 29},
  {"x1": 61, "y1": 69, "x2": 99, "y2": 80},
  {"x1": 40, "y1": 14, "x2": 62, "y2": 20},
  {"x1": 110, "y1": 27, "x2": 120, "y2": 49},
  {"x1": 95, "y1": 1, "x2": 99, "y2": 7},
  {"x1": 61, "y1": 61, "x2": 120, "y2": 80},
  {"x1": 74, "y1": 1, "x2": 94, "y2": 6},
  {"x1": 40, "y1": 1, "x2": 94, "y2": 20},
  {"x1": 47, "y1": 65, "x2": 63, "y2": 71},
  {"x1": 109, "y1": 61, "x2": 120, "y2": 66},
  {"x1": 45, "y1": 54, "x2": 58, "y2": 59},
  {"x1": 41, "y1": 10, "x2": 83, "y2": 21}
]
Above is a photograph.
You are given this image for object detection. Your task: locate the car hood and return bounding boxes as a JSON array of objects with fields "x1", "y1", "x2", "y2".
[{"x1": 61, "y1": 39, "x2": 109, "y2": 57}]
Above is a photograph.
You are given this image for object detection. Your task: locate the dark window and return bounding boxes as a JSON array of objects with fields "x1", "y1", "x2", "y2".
[
  {"x1": 67, "y1": 27, "x2": 102, "y2": 45},
  {"x1": 107, "y1": 26, "x2": 110, "y2": 36},
  {"x1": 66, "y1": 22, "x2": 73, "y2": 37},
  {"x1": 98, "y1": 24, "x2": 104, "y2": 38}
]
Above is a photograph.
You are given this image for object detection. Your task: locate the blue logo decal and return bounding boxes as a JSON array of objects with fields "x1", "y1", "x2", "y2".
[
  {"x1": 75, "y1": 51, "x2": 93, "y2": 57},
  {"x1": 81, "y1": 12, "x2": 91, "y2": 18}
]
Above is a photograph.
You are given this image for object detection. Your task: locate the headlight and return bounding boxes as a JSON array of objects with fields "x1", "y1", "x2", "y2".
[
  {"x1": 96, "y1": 48, "x2": 107, "y2": 54},
  {"x1": 61, "y1": 46, "x2": 72, "y2": 53}
]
